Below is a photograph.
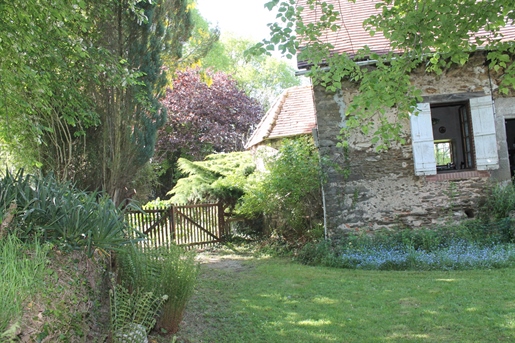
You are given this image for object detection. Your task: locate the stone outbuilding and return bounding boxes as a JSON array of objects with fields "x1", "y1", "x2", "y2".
[
  {"x1": 245, "y1": 85, "x2": 317, "y2": 171},
  {"x1": 245, "y1": 85, "x2": 316, "y2": 151},
  {"x1": 295, "y1": 0, "x2": 515, "y2": 239}
]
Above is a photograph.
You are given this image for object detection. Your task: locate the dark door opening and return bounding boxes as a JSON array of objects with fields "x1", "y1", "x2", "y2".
[{"x1": 505, "y1": 119, "x2": 515, "y2": 177}]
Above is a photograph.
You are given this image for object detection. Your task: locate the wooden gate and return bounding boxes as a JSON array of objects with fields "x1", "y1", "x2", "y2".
[{"x1": 126, "y1": 203, "x2": 225, "y2": 248}]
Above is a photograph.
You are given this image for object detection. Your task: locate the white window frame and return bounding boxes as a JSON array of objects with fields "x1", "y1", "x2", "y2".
[{"x1": 410, "y1": 95, "x2": 499, "y2": 176}]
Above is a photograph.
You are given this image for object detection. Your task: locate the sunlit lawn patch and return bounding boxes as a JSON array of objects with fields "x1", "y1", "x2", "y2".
[{"x1": 178, "y1": 257, "x2": 515, "y2": 342}]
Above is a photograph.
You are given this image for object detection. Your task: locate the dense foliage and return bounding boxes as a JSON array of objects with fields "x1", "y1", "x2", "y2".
[
  {"x1": 0, "y1": 170, "x2": 135, "y2": 257},
  {"x1": 240, "y1": 137, "x2": 324, "y2": 243},
  {"x1": 0, "y1": 0, "x2": 104, "y2": 167},
  {"x1": 157, "y1": 68, "x2": 263, "y2": 160},
  {"x1": 154, "y1": 68, "x2": 262, "y2": 197},
  {"x1": 0, "y1": 170, "x2": 198, "y2": 339},
  {"x1": 480, "y1": 181, "x2": 515, "y2": 221},
  {"x1": 168, "y1": 152, "x2": 255, "y2": 210},
  {"x1": 250, "y1": 0, "x2": 515, "y2": 149},
  {"x1": 162, "y1": 137, "x2": 323, "y2": 242},
  {"x1": 0, "y1": 0, "x2": 193, "y2": 205},
  {"x1": 75, "y1": 0, "x2": 193, "y2": 205},
  {"x1": 202, "y1": 35, "x2": 302, "y2": 111}
]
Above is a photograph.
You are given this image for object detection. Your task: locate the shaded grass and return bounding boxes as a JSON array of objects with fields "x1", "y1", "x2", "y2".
[
  {"x1": 0, "y1": 235, "x2": 48, "y2": 335},
  {"x1": 1, "y1": 238, "x2": 111, "y2": 341},
  {"x1": 178, "y1": 256, "x2": 515, "y2": 343}
]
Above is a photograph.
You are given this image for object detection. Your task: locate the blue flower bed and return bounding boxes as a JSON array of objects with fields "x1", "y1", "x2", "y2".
[{"x1": 341, "y1": 241, "x2": 515, "y2": 270}]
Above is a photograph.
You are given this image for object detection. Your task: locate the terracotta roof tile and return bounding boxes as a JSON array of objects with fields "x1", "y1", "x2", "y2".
[
  {"x1": 298, "y1": 0, "x2": 393, "y2": 62},
  {"x1": 245, "y1": 86, "x2": 316, "y2": 149},
  {"x1": 298, "y1": 0, "x2": 515, "y2": 69}
]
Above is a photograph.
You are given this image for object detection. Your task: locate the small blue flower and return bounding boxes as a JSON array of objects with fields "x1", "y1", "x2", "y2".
[{"x1": 340, "y1": 240, "x2": 515, "y2": 270}]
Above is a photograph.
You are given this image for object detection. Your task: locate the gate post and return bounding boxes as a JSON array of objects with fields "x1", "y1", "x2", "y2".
[
  {"x1": 217, "y1": 203, "x2": 226, "y2": 241},
  {"x1": 170, "y1": 205, "x2": 176, "y2": 245}
]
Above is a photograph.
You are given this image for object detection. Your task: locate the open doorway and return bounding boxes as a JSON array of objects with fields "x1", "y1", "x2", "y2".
[{"x1": 505, "y1": 119, "x2": 515, "y2": 177}]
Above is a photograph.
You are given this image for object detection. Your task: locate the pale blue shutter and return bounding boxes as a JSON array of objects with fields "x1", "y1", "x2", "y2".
[
  {"x1": 410, "y1": 103, "x2": 436, "y2": 176},
  {"x1": 470, "y1": 96, "x2": 499, "y2": 170}
]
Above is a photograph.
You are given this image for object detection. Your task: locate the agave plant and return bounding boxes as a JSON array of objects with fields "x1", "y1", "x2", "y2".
[{"x1": 0, "y1": 169, "x2": 139, "y2": 256}]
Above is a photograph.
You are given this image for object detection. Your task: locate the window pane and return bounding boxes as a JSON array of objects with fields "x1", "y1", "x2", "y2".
[{"x1": 434, "y1": 142, "x2": 452, "y2": 166}]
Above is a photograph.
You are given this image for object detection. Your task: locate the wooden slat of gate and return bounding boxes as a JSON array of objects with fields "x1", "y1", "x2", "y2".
[
  {"x1": 142, "y1": 209, "x2": 168, "y2": 248},
  {"x1": 176, "y1": 207, "x2": 219, "y2": 243}
]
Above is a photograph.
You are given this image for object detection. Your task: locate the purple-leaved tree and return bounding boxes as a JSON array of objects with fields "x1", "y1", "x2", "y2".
[{"x1": 156, "y1": 68, "x2": 263, "y2": 160}]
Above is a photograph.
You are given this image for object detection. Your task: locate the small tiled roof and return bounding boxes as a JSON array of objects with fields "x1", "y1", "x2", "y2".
[
  {"x1": 245, "y1": 86, "x2": 316, "y2": 149},
  {"x1": 297, "y1": 0, "x2": 515, "y2": 69}
]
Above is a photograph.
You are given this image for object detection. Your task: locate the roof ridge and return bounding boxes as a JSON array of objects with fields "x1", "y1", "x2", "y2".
[
  {"x1": 245, "y1": 85, "x2": 316, "y2": 150},
  {"x1": 244, "y1": 88, "x2": 290, "y2": 149},
  {"x1": 266, "y1": 89, "x2": 290, "y2": 137}
]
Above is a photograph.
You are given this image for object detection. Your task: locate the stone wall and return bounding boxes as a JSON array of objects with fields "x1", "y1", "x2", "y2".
[{"x1": 314, "y1": 53, "x2": 514, "y2": 239}]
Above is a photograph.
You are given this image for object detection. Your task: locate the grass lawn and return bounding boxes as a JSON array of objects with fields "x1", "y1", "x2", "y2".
[{"x1": 175, "y1": 253, "x2": 515, "y2": 343}]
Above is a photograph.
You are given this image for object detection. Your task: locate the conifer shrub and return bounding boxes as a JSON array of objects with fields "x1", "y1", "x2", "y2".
[
  {"x1": 169, "y1": 152, "x2": 254, "y2": 210},
  {"x1": 163, "y1": 138, "x2": 324, "y2": 244},
  {"x1": 161, "y1": 151, "x2": 266, "y2": 238}
]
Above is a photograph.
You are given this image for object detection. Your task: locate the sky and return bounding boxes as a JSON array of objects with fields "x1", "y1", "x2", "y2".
[
  {"x1": 194, "y1": 0, "x2": 301, "y2": 69},
  {"x1": 195, "y1": 0, "x2": 276, "y2": 42}
]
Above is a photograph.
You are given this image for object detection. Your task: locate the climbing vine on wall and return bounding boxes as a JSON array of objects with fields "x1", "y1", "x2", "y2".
[{"x1": 248, "y1": 0, "x2": 515, "y2": 150}]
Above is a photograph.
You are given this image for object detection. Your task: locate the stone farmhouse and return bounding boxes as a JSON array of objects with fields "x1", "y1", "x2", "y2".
[{"x1": 295, "y1": 0, "x2": 515, "y2": 238}]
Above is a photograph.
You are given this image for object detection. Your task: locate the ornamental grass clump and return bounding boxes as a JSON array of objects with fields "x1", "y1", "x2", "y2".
[
  {"x1": 116, "y1": 244, "x2": 199, "y2": 334},
  {"x1": 154, "y1": 245, "x2": 199, "y2": 334},
  {"x1": 0, "y1": 235, "x2": 48, "y2": 335}
]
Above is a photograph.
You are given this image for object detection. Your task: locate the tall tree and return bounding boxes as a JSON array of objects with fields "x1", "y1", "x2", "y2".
[
  {"x1": 157, "y1": 67, "x2": 263, "y2": 158},
  {"x1": 76, "y1": 0, "x2": 194, "y2": 204},
  {"x1": 202, "y1": 35, "x2": 301, "y2": 111},
  {"x1": 178, "y1": 4, "x2": 220, "y2": 70},
  {"x1": 0, "y1": 0, "x2": 105, "y2": 170},
  {"x1": 0, "y1": 0, "x2": 194, "y2": 204}
]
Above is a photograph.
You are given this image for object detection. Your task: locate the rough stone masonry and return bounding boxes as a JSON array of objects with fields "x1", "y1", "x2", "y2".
[{"x1": 313, "y1": 53, "x2": 515, "y2": 239}]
